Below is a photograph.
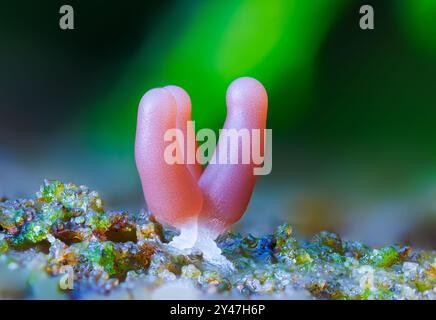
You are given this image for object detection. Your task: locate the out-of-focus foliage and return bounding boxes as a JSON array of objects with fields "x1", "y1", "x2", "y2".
[
  {"x1": 84, "y1": 0, "x2": 348, "y2": 151},
  {"x1": 396, "y1": 0, "x2": 436, "y2": 56}
]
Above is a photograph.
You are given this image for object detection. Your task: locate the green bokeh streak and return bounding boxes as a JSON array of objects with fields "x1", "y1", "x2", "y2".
[
  {"x1": 83, "y1": 0, "x2": 347, "y2": 153},
  {"x1": 396, "y1": 0, "x2": 436, "y2": 56}
]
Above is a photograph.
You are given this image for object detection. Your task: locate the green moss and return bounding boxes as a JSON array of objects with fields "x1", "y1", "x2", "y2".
[
  {"x1": 37, "y1": 179, "x2": 103, "y2": 213},
  {"x1": 182, "y1": 264, "x2": 201, "y2": 279},
  {"x1": 83, "y1": 241, "x2": 116, "y2": 276},
  {"x1": 0, "y1": 199, "x2": 35, "y2": 235},
  {"x1": 0, "y1": 239, "x2": 8, "y2": 253},
  {"x1": 312, "y1": 231, "x2": 344, "y2": 254},
  {"x1": 295, "y1": 249, "x2": 312, "y2": 265},
  {"x1": 273, "y1": 223, "x2": 299, "y2": 264},
  {"x1": 377, "y1": 288, "x2": 395, "y2": 300},
  {"x1": 37, "y1": 180, "x2": 65, "y2": 203},
  {"x1": 415, "y1": 279, "x2": 434, "y2": 292},
  {"x1": 356, "y1": 288, "x2": 372, "y2": 300},
  {"x1": 86, "y1": 211, "x2": 111, "y2": 231},
  {"x1": 362, "y1": 246, "x2": 400, "y2": 268},
  {"x1": 0, "y1": 180, "x2": 435, "y2": 300},
  {"x1": 100, "y1": 243, "x2": 116, "y2": 275},
  {"x1": 344, "y1": 241, "x2": 370, "y2": 259}
]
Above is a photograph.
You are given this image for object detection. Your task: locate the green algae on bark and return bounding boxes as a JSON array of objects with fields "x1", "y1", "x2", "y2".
[{"x1": 0, "y1": 180, "x2": 435, "y2": 300}]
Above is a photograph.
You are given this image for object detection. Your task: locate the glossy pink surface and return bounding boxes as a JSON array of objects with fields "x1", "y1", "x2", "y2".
[
  {"x1": 198, "y1": 77, "x2": 268, "y2": 234},
  {"x1": 135, "y1": 88, "x2": 203, "y2": 226},
  {"x1": 135, "y1": 77, "x2": 268, "y2": 235}
]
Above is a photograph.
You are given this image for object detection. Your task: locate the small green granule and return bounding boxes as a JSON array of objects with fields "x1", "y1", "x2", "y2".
[
  {"x1": 181, "y1": 264, "x2": 201, "y2": 279},
  {"x1": 0, "y1": 238, "x2": 8, "y2": 253},
  {"x1": 362, "y1": 246, "x2": 400, "y2": 268},
  {"x1": 312, "y1": 231, "x2": 344, "y2": 254}
]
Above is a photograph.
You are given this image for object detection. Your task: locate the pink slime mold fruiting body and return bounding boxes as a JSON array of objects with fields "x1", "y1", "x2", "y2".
[
  {"x1": 135, "y1": 88, "x2": 203, "y2": 228},
  {"x1": 198, "y1": 77, "x2": 268, "y2": 237},
  {"x1": 135, "y1": 77, "x2": 268, "y2": 257}
]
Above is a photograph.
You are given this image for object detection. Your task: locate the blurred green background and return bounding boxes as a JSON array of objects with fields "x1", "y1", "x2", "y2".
[{"x1": 1, "y1": 0, "x2": 436, "y2": 247}]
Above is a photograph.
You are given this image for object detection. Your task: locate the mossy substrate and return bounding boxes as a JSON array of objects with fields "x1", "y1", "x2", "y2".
[{"x1": 0, "y1": 180, "x2": 434, "y2": 299}]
